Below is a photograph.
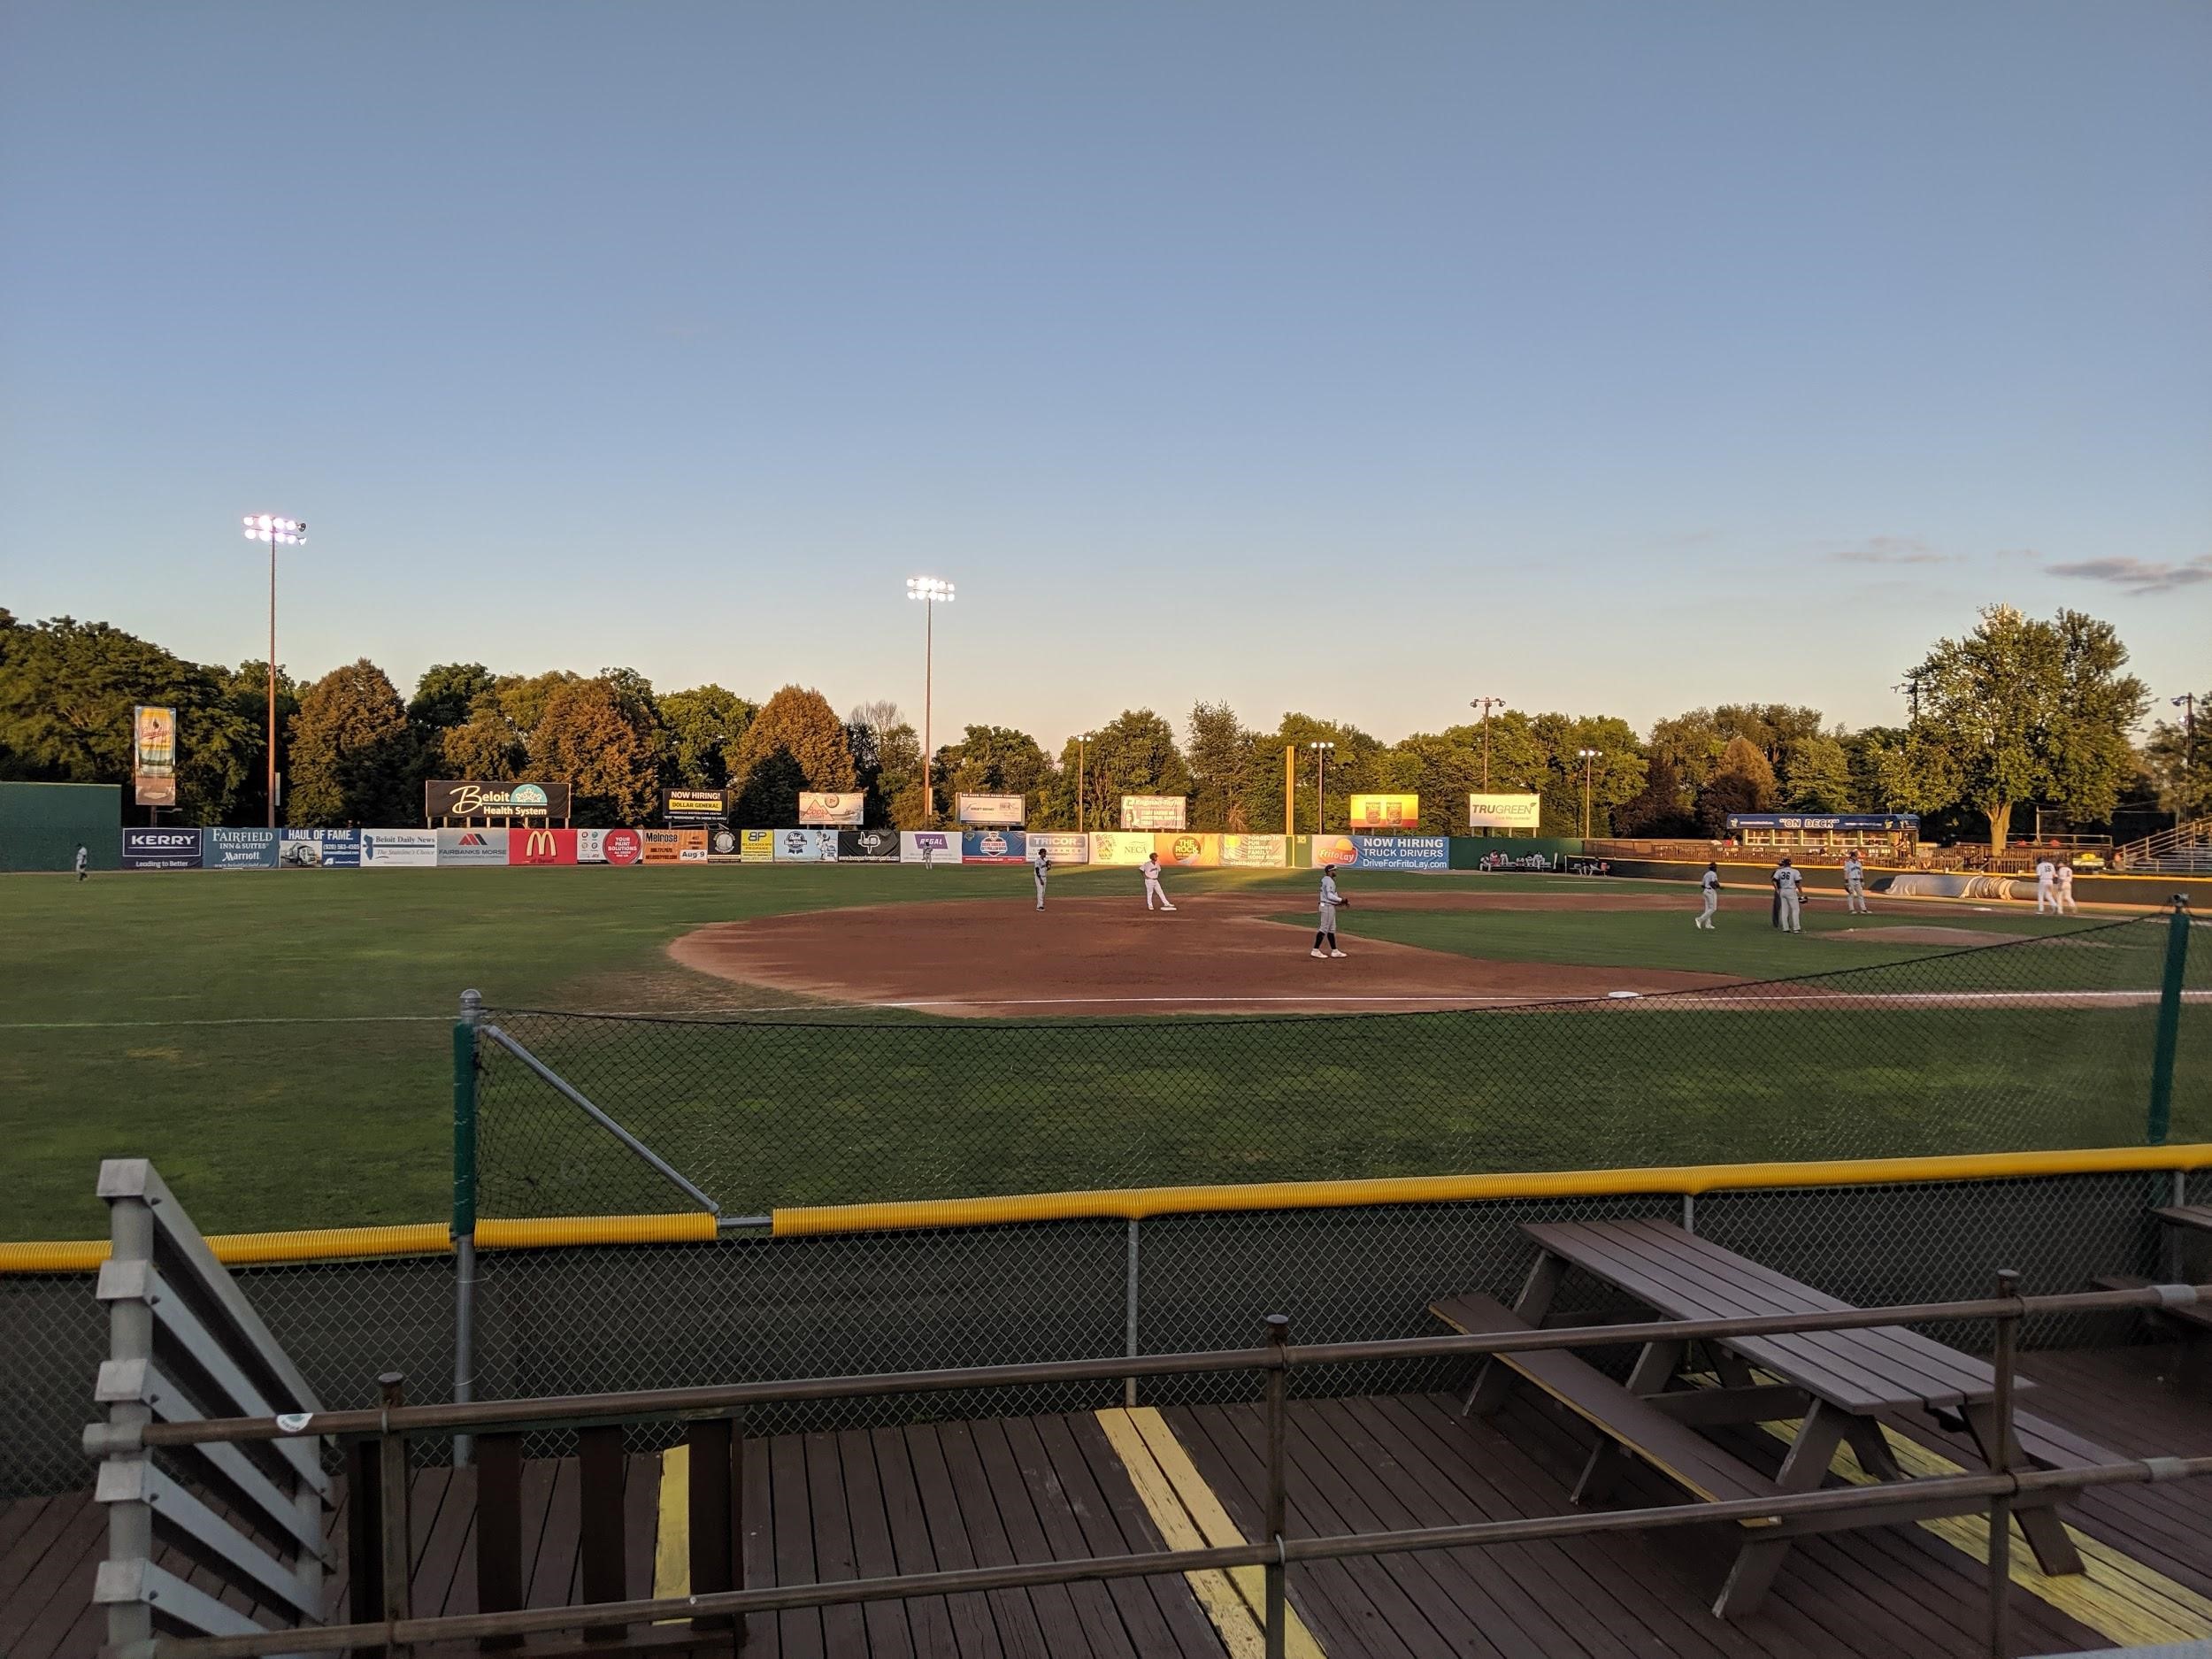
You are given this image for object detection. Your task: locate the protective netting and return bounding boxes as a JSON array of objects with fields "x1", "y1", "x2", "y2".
[{"x1": 475, "y1": 913, "x2": 2206, "y2": 1219}]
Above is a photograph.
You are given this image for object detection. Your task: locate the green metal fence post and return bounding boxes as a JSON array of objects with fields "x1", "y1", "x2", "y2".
[
  {"x1": 453, "y1": 987, "x2": 483, "y2": 1465},
  {"x1": 2147, "y1": 897, "x2": 2192, "y2": 1146}
]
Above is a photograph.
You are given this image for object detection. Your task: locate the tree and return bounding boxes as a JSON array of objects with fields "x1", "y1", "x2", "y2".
[
  {"x1": 408, "y1": 664, "x2": 495, "y2": 734},
  {"x1": 938, "y1": 724, "x2": 1052, "y2": 805},
  {"x1": 1893, "y1": 605, "x2": 2150, "y2": 851},
  {"x1": 492, "y1": 670, "x2": 580, "y2": 741},
  {"x1": 438, "y1": 702, "x2": 526, "y2": 781},
  {"x1": 287, "y1": 660, "x2": 417, "y2": 826},
  {"x1": 1526, "y1": 713, "x2": 1642, "y2": 835},
  {"x1": 215, "y1": 660, "x2": 303, "y2": 826},
  {"x1": 2143, "y1": 688, "x2": 2210, "y2": 821},
  {"x1": 1779, "y1": 733, "x2": 1855, "y2": 810},
  {"x1": 1614, "y1": 754, "x2": 1694, "y2": 837},
  {"x1": 848, "y1": 703, "x2": 923, "y2": 827},
  {"x1": 529, "y1": 675, "x2": 663, "y2": 826},
  {"x1": 729, "y1": 685, "x2": 855, "y2": 823},
  {"x1": 1691, "y1": 735, "x2": 1777, "y2": 836},
  {"x1": 1083, "y1": 709, "x2": 1192, "y2": 824},
  {"x1": 657, "y1": 686, "x2": 757, "y2": 788},
  {"x1": 1187, "y1": 701, "x2": 1255, "y2": 832}
]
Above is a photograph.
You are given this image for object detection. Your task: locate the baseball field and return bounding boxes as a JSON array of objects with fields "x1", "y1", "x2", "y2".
[{"x1": 3, "y1": 864, "x2": 2200, "y2": 1240}]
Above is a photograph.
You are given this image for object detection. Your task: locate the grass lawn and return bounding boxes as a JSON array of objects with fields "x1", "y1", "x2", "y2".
[{"x1": 1, "y1": 867, "x2": 2199, "y2": 1240}]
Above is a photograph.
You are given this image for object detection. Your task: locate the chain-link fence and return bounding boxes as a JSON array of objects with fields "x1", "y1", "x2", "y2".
[
  {"x1": 7, "y1": 1164, "x2": 2198, "y2": 1495},
  {"x1": 475, "y1": 912, "x2": 2206, "y2": 1219}
]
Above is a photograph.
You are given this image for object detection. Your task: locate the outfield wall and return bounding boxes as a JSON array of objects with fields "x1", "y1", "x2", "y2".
[{"x1": 0, "y1": 781, "x2": 121, "y2": 872}]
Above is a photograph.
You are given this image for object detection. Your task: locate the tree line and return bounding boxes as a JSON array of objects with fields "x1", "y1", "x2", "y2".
[{"x1": 0, "y1": 603, "x2": 2201, "y2": 848}]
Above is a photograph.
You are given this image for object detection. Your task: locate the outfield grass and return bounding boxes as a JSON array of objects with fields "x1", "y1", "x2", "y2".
[{"x1": 1, "y1": 866, "x2": 2199, "y2": 1240}]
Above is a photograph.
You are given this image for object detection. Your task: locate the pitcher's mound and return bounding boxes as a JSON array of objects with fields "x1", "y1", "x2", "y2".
[{"x1": 667, "y1": 896, "x2": 1732, "y2": 1017}]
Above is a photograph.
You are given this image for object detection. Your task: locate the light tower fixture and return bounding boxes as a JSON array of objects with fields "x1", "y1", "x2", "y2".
[
  {"x1": 1306, "y1": 739, "x2": 1336, "y2": 834},
  {"x1": 243, "y1": 515, "x2": 307, "y2": 827},
  {"x1": 1576, "y1": 747, "x2": 1601, "y2": 839},
  {"x1": 907, "y1": 577, "x2": 955, "y2": 825},
  {"x1": 1470, "y1": 697, "x2": 1505, "y2": 790}
]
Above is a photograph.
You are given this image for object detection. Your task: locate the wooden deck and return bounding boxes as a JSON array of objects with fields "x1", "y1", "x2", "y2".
[{"x1": 7, "y1": 1343, "x2": 2209, "y2": 1659}]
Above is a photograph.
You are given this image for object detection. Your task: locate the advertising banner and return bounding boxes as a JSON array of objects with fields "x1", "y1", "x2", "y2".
[
  {"x1": 1119, "y1": 795, "x2": 1187, "y2": 831},
  {"x1": 1725, "y1": 813, "x2": 1919, "y2": 833},
  {"x1": 799, "y1": 792, "x2": 866, "y2": 827},
  {"x1": 679, "y1": 828, "x2": 710, "y2": 862},
  {"x1": 641, "y1": 829, "x2": 710, "y2": 863},
  {"x1": 426, "y1": 780, "x2": 570, "y2": 820},
  {"x1": 1025, "y1": 833, "x2": 1090, "y2": 864},
  {"x1": 510, "y1": 827, "x2": 580, "y2": 866},
  {"x1": 578, "y1": 827, "x2": 642, "y2": 865},
  {"x1": 663, "y1": 788, "x2": 733, "y2": 825},
  {"x1": 360, "y1": 828, "x2": 437, "y2": 868},
  {"x1": 132, "y1": 705, "x2": 178, "y2": 808},
  {"x1": 774, "y1": 828, "x2": 826, "y2": 862},
  {"x1": 1352, "y1": 834, "x2": 1449, "y2": 872},
  {"x1": 1468, "y1": 793, "x2": 1543, "y2": 832},
  {"x1": 280, "y1": 829, "x2": 361, "y2": 868},
  {"x1": 203, "y1": 827, "x2": 279, "y2": 870},
  {"x1": 901, "y1": 829, "x2": 959, "y2": 864},
  {"x1": 1310, "y1": 833, "x2": 1363, "y2": 868},
  {"x1": 837, "y1": 828, "x2": 902, "y2": 862},
  {"x1": 1153, "y1": 832, "x2": 1219, "y2": 867},
  {"x1": 1087, "y1": 830, "x2": 1153, "y2": 865},
  {"x1": 956, "y1": 793, "x2": 1025, "y2": 826},
  {"x1": 121, "y1": 827, "x2": 202, "y2": 870},
  {"x1": 436, "y1": 827, "x2": 510, "y2": 866},
  {"x1": 739, "y1": 828, "x2": 775, "y2": 864},
  {"x1": 707, "y1": 826, "x2": 739, "y2": 856},
  {"x1": 961, "y1": 829, "x2": 1027, "y2": 864},
  {"x1": 1220, "y1": 834, "x2": 1289, "y2": 868},
  {"x1": 1348, "y1": 794, "x2": 1419, "y2": 830}
]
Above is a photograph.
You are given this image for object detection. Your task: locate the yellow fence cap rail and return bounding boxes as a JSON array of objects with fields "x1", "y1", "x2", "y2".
[
  {"x1": 475, "y1": 1212, "x2": 718, "y2": 1249},
  {"x1": 0, "y1": 1212, "x2": 716, "y2": 1275}
]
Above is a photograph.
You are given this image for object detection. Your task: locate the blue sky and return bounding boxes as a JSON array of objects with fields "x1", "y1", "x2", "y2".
[{"x1": 3, "y1": 2, "x2": 2207, "y2": 752}]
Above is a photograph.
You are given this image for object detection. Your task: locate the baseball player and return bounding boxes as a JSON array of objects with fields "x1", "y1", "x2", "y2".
[
  {"x1": 1842, "y1": 850, "x2": 1870, "y2": 915},
  {"x1": 1694, "y1": 861, "x2": 1719, "y2": 929},
  {"x1": 1312, "y1": 864, "x2": 1350, "y2": 957},
  {"x1": 74, "y1": 842, "x2": 89, "y2": 883},
  {"x1": 1141, "y1": 852, "x2": 1177, "y2": 912},
  {"x1": 2035, "y1": 855, "x2": 2058, "y2": 914},
  {"x1": 1772, "y1": 856, "x2": 1805, "y2": 933},
  {"x1": 1033, "y1": 841, "x2": 1049, "y2": 910},
  {"x1": 2055, "y1": 860, "x2": 2078, "y2": 914}
]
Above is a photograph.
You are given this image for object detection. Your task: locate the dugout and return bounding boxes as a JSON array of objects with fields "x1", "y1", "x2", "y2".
[{"x1": 0, "y1": 780, "x2": 122, "y2": 872}]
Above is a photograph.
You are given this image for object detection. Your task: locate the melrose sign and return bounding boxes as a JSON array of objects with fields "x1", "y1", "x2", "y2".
[{"x1": 425, "y1": 780, "x2": 571, "y2": 821}]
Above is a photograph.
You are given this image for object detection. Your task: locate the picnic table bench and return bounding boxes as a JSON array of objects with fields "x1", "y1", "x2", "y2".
[{"x1": 1432, "y1": 1217, "x2": 2108, "y2": 1618}]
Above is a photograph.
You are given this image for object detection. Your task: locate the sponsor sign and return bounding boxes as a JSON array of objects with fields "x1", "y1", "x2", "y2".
[
  {"x1": 799, "y1": 792, "x2": 866, "y2": 827},
  {"x1": 900, "y1": 830, "x2": 959, "y2": 864},
  {"x1": 133, "y1": 705, "x2": 177, "y2": 808},
  {"x1": 1119, "y1": 795, "x2": 1187, "y2": 832},
  {"x1": 1025, "y1": 833, "x2": 1089, "y2": 864},
  {"x1": 1310, "y1": 833, "x2": 1363, "y2": 868},
  {"x1": 436, "y1": 828, "x2": 511, "y2": 866},
  {"x1": 1725, "y1": 814, "x2": 1919, "y2": 833},
  {"x1": 360, "y1": 828, "x2": 438, "y2": 868},
  {"x1": 425, "y1": 780, "x2": 570, "y2": 820},
  {"x1": 663, "y1": 788, "x2": 733, "y2": 825},
  {"x1": 1348, "y1": 794, "x2": 1419, "y2": 830},
  {"x1": 955, "y1": 793, "x2": 1025, "y2": 826},
  {"x1": 739, "y1": 828, "x2": 775, "y2": 863},
  {"x1": 122, "y1": 827, "x2": 202, "y2": 870},
  {"x1": 510, "y1": 827, "x2": 580, "y2": 866},
  {"x1": 961, "y1": 830, "x2": 1027, "y2": 864},
  {"x1": 1087, "y1": 830, "x2": 1154, "y2": 866},
  {"x1": 203, "y1": 827, "x2": 279, "y2": 870},
  {"x1": 837, "y1": 828, "x2": 902, "y2": 862},
  {"x1": 774, "y1": 828, "x2": 827, "y2": 863},
  {"x1": 579, "y1": 827, "x2": 642, "y2": 865},
  {"x1": 1468, "y1": 793, "x2": 1543, "y2": 831},
  {"x1": 1153, "y1": 832, "x2": 1219, "y2": 867},
  {"x1": 1352, "y1": 834, "x2": 1448, "y2": 872},
  {"x1": 642, "y1": 828, "x2": 710, "y2": 864},
  {"x1": 280, "y1": 829, "x2": 361, "y2": 868},
  {"x1": 1219, "y1": 834, "x2": 1289, "y2": 868},
  {"x1": 709, "y1": 826, "x2": 738, "y2": 855}
]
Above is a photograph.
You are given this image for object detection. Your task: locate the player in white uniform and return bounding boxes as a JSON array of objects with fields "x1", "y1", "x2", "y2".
[
  {"x1": 1772, "y1": 856, "x2": 1804, "y2": 933},
  {"x1": 1312, "y1": 865, "x2": 1349, "y2": 957},
  {"x1": 2055, "y1": 860, "x2": 2078, "y2": 914},
  {"x1": 1141, "y1": 853, "x2": 1177, "y2": 911},
  {"x1": 2035, "y1": 856, "x2": 2057, "y2": 913},
  {"x1": 1694, "y1": 862, "x2": 1719, "y2": 929},
  {"x1": 1033, "y1": 842, "x2": 1049, "y2": 910},
  {"x1": 1842, "y1": 851, "x2": 1870, "y2": 915}
]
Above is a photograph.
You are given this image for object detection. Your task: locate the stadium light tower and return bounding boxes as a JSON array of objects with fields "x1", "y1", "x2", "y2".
[
  {"x1": 907, "y1": 577, "x2": 954, "y2": 824},
  {"x1": 243, "y1": 514, "x2": 306, "y2": 828},
  {"x1": 1576, "y1": 747, "x2": 1601, "y2": 838},
  {"x1": 2175, "y1": 694, "x2": 2197, "y2": 771},
  {"x1": 1470, "y1": 697, "x2": 1504, "y2": 789},
  {"x1": 1307, "y1": 740, "x2": 1336, "y2": 833}
]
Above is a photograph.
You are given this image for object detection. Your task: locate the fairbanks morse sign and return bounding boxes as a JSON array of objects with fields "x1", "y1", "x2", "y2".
[{"x1": 425, "y1": 780, "x2": 572, "y2": 820}]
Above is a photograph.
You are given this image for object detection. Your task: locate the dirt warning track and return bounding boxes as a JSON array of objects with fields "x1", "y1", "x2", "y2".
[{"x1": 666, "y1": 894, "x2": 1737, "y2": 1017}]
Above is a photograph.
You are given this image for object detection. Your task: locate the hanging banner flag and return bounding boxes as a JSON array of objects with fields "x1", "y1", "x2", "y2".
[
  {"x1": 1119, "y1": 795, "x2": 1187, "y2": 831},
  {"x1": 1468, "y1": 793, "x2": 1543, "y2": 831},
  {"x1": 1348, "y1": 794, "x2": 1419, "y2": 829},
  {"x1": 132, "y1": 705, "x2": 177, "y2": 807},
  {"x1": 799, "y1": 792, "x2": 866, "y2": 826},
  {"x1": 956, "y1": 793, "x2": 1025, "y2": 826}
]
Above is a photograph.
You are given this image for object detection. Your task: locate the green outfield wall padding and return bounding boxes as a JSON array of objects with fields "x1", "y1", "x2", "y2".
[{"x1": 0, "y1": 782, "x2": 121, "y2": 872}]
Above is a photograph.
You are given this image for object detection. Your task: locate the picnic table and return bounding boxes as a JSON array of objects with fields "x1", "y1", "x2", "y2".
[{"x1": 1432, "y1": 1217, "x2": 2098, "y2": 1617}]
